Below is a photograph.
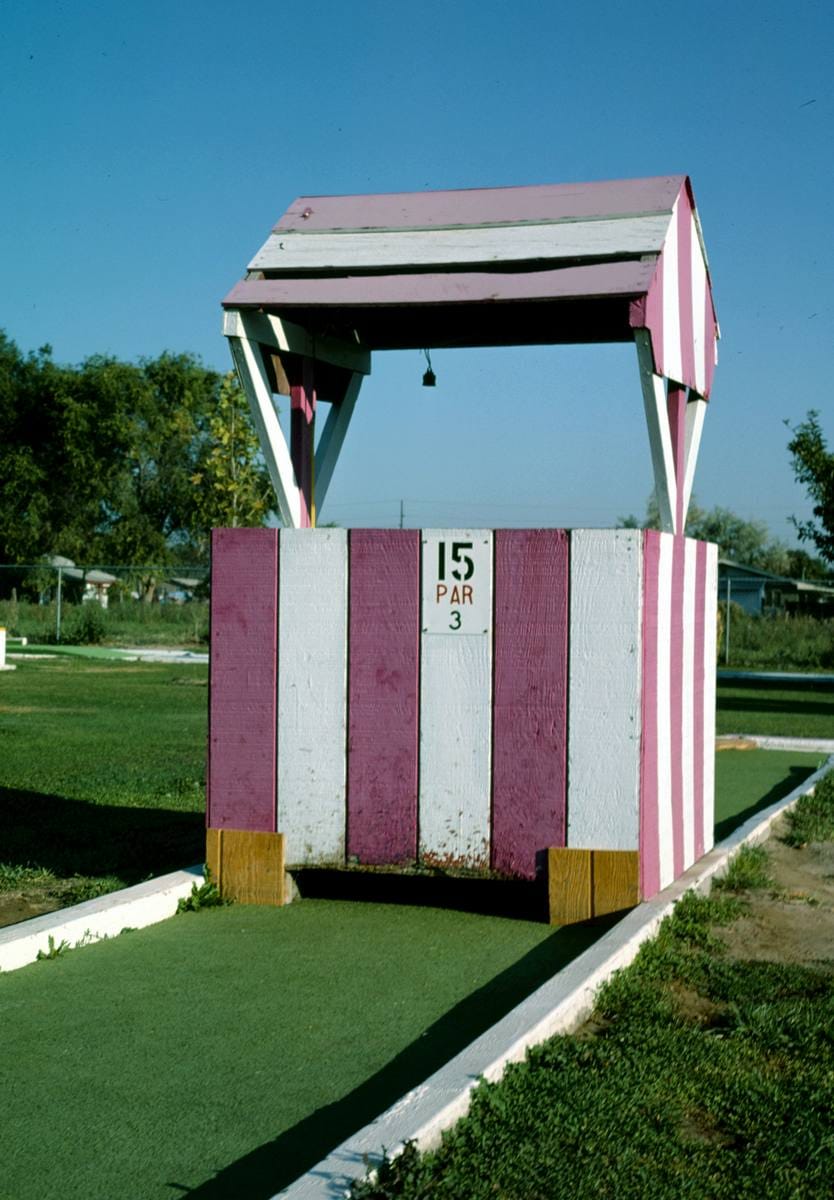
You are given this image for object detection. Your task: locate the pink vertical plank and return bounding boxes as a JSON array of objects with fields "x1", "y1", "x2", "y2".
[
  {"x1": 492, "y1": 529, "x2": 569, "y2": 880},
  {"x1": 208, "y1": 527, "x2": 278, "y2": 831},
  {"x1": 640, "y1": 531, "x2": 661, "y2": 899},
  {"x1": 670, "y1": 534, "x2": 686, "y2": 878},
  {"x1": 347, "y1": 530, "x2": 420, "y2": 864},
  {"x1": 667, "y1": 384, "x2": 687, "y2": 534},
  {"x1": 693, "y1": 541, "x2": 707, "y2": 859},
  {"x1": 289, "y1": 357, "x2": 315, "y2": 527}
]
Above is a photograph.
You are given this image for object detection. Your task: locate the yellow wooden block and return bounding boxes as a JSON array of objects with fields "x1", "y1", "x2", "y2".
[
  {"x1": 206, "y1": 828, "x2": 286, "y2": 906},
  {"x1": 548, "y1": 848, "x2": 592, "y2": 925},
  {"x1": 548, "y1": 848, "x2": 640, "y2": 925},
  {"x1": 592, "y1": 850, "x2": 640, "y2": 916}
]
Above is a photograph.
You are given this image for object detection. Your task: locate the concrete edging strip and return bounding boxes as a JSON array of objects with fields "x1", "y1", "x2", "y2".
[
  {"x1": 275, "y1": 754, "x2": 834, "y2": 1200},
  {"x1": 0, "y1": 865, "x2": 204, "y2": 972}
]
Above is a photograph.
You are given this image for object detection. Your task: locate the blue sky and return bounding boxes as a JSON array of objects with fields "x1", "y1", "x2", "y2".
[{"x1": 2, "y1": 0, "x2": 832, "y2": 541}]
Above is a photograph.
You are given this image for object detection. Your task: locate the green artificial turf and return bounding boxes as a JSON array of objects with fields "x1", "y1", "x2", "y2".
[
  {"x1": 714, "y1": 749, "x2": 826, "y2": 842},
  {"x1": 0, "y1": 657, "x2": 207, "y2": 888},
  {"x1": 716, "y1": 681, "x2": 834, "y2": 739},
  {"x1": 0, "y1": 900, "x2": 604, "y2": 1200}
]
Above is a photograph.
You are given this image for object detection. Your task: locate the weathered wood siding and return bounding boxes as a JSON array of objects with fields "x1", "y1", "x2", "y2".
[
  {"x1": 208, "y1": 527, "x2": 717, "y2": 891},
  {"x1": 567, "y1": 530, "x2": 643, "y2": 853},
  {"x1": 639, "y1": 531, "x2": 717, "y2": 897},
  {"x1": 277, "y1": 529, "x2": 347, "y2": 865},
  {"x1": 492, "y1": 530, "x2": 569, "y2": 878},
  {"x1": 347, "y1": 530, "x2": 420, "y2": 865},
  {"x1": 207, "y1": 527, "x2": 277, "y2": 831},
  {"x1": 419, "y1": 531, "x2": 493, "y2": 869}
]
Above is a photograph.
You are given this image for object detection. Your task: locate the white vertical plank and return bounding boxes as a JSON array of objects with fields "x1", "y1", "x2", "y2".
[
  {"x1": 635, "y1": 330, "x2": 676, "y2": 533},
  {"x1": 682, "y1": 538, "x2": 697, "y2": 868},
  {"x1": 656, "y1": 533, "x2": 675, "y2": 887},
  {"x1": 702, "y1": 542, "x2": 718, "y2": 854},
  {"x1": 661, "y1": 196, "x2": 683, "y2": 385},
  {"x1": 567, "y1": 530, "x2": 642, "y2": 851},
  {"x1": 277, "y1": 529, "x2": 347, "y2": 864},
  {"x1": 419, "y1": 530, "x2": 492, "y2": 868},
  {"x1": 690, "y1": 218, "x2": 708, "y2": 396}
]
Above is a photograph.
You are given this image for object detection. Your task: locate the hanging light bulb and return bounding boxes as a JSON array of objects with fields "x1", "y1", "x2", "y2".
[{"x1": 422, "y1": 348, "x2": 436, "y2": 387}]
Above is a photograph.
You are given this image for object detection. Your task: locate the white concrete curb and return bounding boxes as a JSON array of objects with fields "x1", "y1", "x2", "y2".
[
  {"x1": 274, "y1": 754, "x2": 834, "y2": 1200},
  {"x1": 0, "y1": 865, "x2": 204, "y2": 973},
  {"x1": 717, "y1": 734, "x2": 834, "y2": 754}
]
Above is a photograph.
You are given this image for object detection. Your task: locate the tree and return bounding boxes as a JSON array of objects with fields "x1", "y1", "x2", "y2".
[
  {"x1": 787, "y1": 411, "x2": 834, "y2": 566},
  {"x1": 0, "y1": 332, "x2": 273, "y2": 598},
  {"x1": 189, "y1": 372, "x2": 272, "y2": 556},
  {"x1": 619, "y1": 493, "x2": 795, "y2": 574}
]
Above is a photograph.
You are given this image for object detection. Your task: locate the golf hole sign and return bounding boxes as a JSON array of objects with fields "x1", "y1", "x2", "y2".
[{"x1": 422, "y1": 531, "x2": 492, "y2": 635}]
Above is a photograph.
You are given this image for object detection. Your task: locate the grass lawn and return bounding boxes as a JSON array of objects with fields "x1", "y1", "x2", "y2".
[
  {"x1": 717, "y1": 679, "x2": 834, "y2": 739},
  {"x1": 0, "y1": 657, "x2": 206, "y2": 909}
]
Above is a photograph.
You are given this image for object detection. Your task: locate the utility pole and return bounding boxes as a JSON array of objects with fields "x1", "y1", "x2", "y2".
[
  {"x1": 399, "y1": 499, "x2": 404, "y2": 530},
  {"x1": 56, "y1": 566, "x2": 63, "y2": 644}
]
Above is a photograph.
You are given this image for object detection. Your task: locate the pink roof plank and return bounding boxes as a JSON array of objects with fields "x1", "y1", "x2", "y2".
[
  {"x1": 273, "y1": 175, "x2": 687, "y2": 232},
  {"x1": 224, "y1": 260, "x2": 657, "y2": 310}
]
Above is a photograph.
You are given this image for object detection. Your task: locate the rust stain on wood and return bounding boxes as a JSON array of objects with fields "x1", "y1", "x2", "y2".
[{"x1": 206, "y1": 828, "x2": 287, "y2": 906}]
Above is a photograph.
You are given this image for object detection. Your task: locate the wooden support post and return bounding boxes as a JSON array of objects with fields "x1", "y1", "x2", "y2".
[
  {"x1": 548, "y1": 848, "x2": 640, "y2": 925},
  {"x1": 206, "y1": 828, "x2": 287, "y2": 905},
  {"x1": 635, "y1": 330, "x2": 676, "y2": 533},
  {"x1": 223, "y1": 311, "x2": 368, "y2": 529},
  {"x1": 288, "y1": 357, "x2": 316, "y2": 527},
  {"x1": 315, "y1": 371, "x2": 361, "y2": 511},
  {"x1": 681, "y1": 396, "x2": 707, "y2": 529},
  {"x1": 667, "y1": 384, "x2": 688, "y2": 535}
]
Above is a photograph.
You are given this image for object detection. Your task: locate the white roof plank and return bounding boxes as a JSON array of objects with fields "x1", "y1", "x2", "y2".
[{"x1": 249, "y1": 214, "x2": 672, "y2": 273}]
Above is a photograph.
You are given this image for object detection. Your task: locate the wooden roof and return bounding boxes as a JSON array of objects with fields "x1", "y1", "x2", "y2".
[{"x1": 223, "y1": 175, "x2": 719, "y2": 397}]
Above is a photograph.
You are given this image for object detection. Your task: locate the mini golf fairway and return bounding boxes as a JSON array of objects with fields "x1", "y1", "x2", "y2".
[
  {"x1": 0, "y1": 900, "x2": 600, "y2": 1200},
  {"x1": 714, "y1": 747, "x2": 824, "y2": 841},
  {"x1": 1, "y1": 750, "x2": 826, "y2": 1200}
]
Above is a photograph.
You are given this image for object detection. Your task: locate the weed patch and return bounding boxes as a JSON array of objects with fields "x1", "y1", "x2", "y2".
[
  {"x1": 176, "y1": 869, "x2": 226, "y2": 912},
  {"x1": 714, "y1": 844, "x2": 773, "y2": 892},
  {"x1": 36, "y1": 935, "x2": 70, "y2": 961},
  {"x1": 783, "y1": 771, "x2": 834, "y2": 847}
]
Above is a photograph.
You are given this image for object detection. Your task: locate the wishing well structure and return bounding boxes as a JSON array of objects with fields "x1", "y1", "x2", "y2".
[{"x1": 207, "y1": 175, "x2": 720, "y2": 923}]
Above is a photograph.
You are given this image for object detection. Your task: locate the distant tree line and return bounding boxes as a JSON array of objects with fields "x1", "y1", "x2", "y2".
[
  {"x1": 0, "y1": 331, "x2": 272, "y2": 598},
  {"x1": 618, "y1": 498, "x2": 830, "y2": 579}
]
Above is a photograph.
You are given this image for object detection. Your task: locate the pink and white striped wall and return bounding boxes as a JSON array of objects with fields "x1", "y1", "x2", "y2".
[{"x1": 208, "y1": 527, "x2": 717, "y2": 900}]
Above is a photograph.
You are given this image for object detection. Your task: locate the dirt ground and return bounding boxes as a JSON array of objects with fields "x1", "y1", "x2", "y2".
[
  {"x1": 718, "y1": 819, "x2": 834, "y2": 968},
  {"x1": 0, "y1": 879, "x2": 102, "y2": 929}
]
